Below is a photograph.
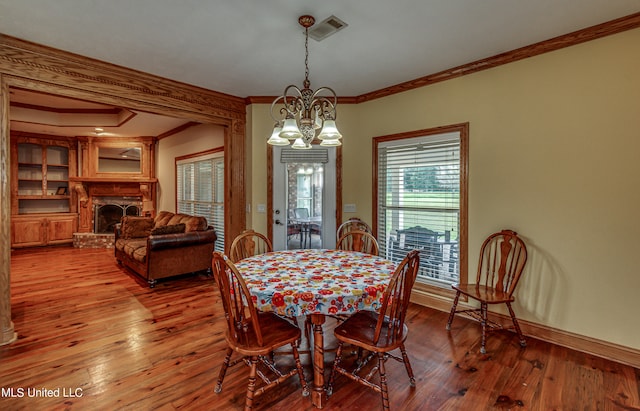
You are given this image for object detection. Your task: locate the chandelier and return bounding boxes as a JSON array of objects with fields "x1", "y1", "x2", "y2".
[{"x1": 267, "y1": 15, "x2": 342, "y2": 149}]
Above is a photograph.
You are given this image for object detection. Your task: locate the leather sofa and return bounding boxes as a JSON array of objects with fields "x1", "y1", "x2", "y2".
[{"x1": 114, "y1": 211, "x2": 218, "y2": 287}]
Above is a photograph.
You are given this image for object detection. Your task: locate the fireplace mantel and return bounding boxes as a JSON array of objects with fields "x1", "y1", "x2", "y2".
[
  {"x1": 70, "y1": 177, "x2": 158, "y2": 183},
  {"x1": 71, "y1": 136, "x2": 157, "y2": 232},
  {"x1": 73, "y1": 178, "x2": 157, "y2": 232}
]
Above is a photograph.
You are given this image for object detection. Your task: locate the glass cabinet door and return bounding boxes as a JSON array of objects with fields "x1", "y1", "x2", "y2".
[{"x1": 17, "y1": 142, "x2": 70, "y2": 214}]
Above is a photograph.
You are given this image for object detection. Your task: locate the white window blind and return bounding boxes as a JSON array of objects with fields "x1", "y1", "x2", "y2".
[
  {"x1": 176, "y1": 152, "x2": 224, "y2": 252},
  {"x1": 377, "y1": 131, "x2": 461, "y2": 286}
]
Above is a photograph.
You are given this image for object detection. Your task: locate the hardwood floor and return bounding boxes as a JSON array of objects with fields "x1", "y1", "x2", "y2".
[{"x1": 2, "y1": 246, "x2": 639, "y2": 411}]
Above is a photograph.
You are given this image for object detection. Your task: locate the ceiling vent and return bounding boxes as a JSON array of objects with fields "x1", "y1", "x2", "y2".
[{"x1": 308, "y1": 15, "x2": 348, "y2": 41}]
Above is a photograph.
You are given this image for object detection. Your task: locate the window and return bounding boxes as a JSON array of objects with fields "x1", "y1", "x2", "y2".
[
  {"x1": 374, "y1": 124, "x2": 468, "y2": 288},
  {"x1": 176, "y1": 148, "x2": 224, "y2": 252}
]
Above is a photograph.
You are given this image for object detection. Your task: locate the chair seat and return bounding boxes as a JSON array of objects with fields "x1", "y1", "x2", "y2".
[
  {"x1": 227, "y1": 312, "x2": 301, "y2": 356},
  {"x1": 452, "y1": 283, "x2": 515, "y2": 304},
  {"x1": 334, "y1": 310, "x2": 408, "y2": 352}
]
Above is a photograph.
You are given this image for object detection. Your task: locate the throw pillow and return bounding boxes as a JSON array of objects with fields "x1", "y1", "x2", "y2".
[
  {"x1": 151, "y1": 223, "x2": 186, "y2": 235},
  {"x1": 120, "y1": 216, "x2": 154, "y2": 239}
]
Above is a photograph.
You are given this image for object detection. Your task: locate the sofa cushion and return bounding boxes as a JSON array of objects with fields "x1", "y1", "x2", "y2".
[
  {"x1": 183, "y1": 216, "x2": 208, "y2": 232},
  {"x1": 120, "y1": 216, "x2": 155, "y2": 239},
  {"x1": 166, "y1": 213, "x2": 208, "y2": 232},
  {"x1": 151, "y1": 223, "x2": 186, "y2": 235},
  {"x1": 132, "y1": 246, "x2": 147, "y2": 263},
  {"x1": 115, "y1": 238, "x2": 127, "y2": 251},
  {"x1": 121, "y1": 238, "x2": 147, "y2": 263},
  {"x1": 154, "y1": 211, "x2": 175, "y2": 227}
]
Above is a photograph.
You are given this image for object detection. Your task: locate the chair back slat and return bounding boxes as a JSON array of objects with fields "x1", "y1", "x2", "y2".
[
  {"x1": 477, "y1": 230, "x2": 527, "y2": 296},
  {"x1": 212, "y1": 252, "x2": 263, "y2": 346},
  {"x1": 373, "y1": 250, "x2": 420, "y2": 345},
  {"x1": 336, "y1": 218, "x2": 373, "y2": 242},
  {"x1": 229, "y1": 229, "x2": 273, "y2": 263},
  {"x1": 337, "y1": 230, "x2": 379, "y2": 255}
]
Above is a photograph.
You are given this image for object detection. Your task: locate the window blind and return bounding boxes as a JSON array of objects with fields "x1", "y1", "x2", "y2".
[
  {"x1": 176, "y1": 153, "x2": 225, "y2": 252},
  {"x1": 280, "y1": 147, "x2": 329, "y2": 163},
  {"x1": 377, "y1": 132, "x2": 461, "y2": 285}
]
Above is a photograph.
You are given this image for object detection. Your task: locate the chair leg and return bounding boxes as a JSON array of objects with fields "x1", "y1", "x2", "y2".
[
  {"x1": 399, "y1": 343, "x2": 416, "y2": 387},
  {"x1": 291, "y1": 343, "x2": 310, "y2": 396},
  {"x1": 244, "y1": 356, "x2": 259, "y2": 411},
  {"x1": 446, "y1": 291, "x2": 461, "y2": 330},
  {"x1": 378, "y1": 352, "x2": 390, "y2": 411},
  {"x1": 480, "y1": 302, "x2": 488, "y2": 354},
  {"x1": 215, "y1": 347, "x2": 233, "y2": 393},
  {"x1": 326, "y1": 342, "x2": 344, "y2": 396},
  {"x1": 506, "y1": 302, "x2": 526, "y2": 348}
]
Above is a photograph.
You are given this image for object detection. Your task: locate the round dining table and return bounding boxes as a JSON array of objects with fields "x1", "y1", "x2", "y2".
[{"x1": 235, "y1": 248, "x2": 397, "y2": 409}]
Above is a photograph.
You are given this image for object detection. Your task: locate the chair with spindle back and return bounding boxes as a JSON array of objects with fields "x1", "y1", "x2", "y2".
[
  {"x1": 327, "y1": 250, "x2": 420, "y2": 411},
  {"x1": 211, "y1": 252, "x2": 309, "y2": 409},
  {"x1": 446, "y1": 229, "x2": 528, "y2": 354},
  {"x1": 229, "y1": 229, "x2": 272, "y2": 263},
  {"x1": 336, "y1": 217, "x2": 373, "y2": 242}
]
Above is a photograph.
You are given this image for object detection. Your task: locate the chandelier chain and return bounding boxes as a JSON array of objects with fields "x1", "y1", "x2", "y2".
[{"x1": 304, "y1": 26, "x2": 310, "y2": 87}]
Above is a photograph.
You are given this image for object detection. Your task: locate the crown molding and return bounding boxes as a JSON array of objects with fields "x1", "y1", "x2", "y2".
[
  {"x1": 246, "y1": 12, "x2": 640, "y2": 105},
  {"x1": 357, "y1": 12, "x2": 640, "y2": 103}
]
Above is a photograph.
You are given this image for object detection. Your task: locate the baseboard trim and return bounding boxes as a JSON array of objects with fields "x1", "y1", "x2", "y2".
[{"x1": 411, "y1": 289, "x2": 640, "y2": 369}]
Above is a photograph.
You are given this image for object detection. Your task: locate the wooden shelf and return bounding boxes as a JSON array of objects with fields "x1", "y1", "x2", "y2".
[{"x1": 11, "y1": 135, "x2": 78, "y2": 247}]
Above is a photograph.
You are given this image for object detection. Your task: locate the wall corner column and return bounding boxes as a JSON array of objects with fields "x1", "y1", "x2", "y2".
[
  {"x1": 226, "y1": 118, "x2": 246, "y2": 253},
  {"x1": 0, "y1": 75, "x2": 16, "y2": 345}
]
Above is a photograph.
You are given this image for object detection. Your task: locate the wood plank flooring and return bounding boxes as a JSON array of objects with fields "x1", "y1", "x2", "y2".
[{"x1": 1, "y1": 246, "x2": 639, "y2": 410}]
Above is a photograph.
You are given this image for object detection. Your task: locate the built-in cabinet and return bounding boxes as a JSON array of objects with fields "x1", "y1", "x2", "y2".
[
  {"x1": 10, "y1": 134, "x2": 78, "y2": 247},
  {"x1": 11, "y1": 214, "x2": 78, "y2": 247}
]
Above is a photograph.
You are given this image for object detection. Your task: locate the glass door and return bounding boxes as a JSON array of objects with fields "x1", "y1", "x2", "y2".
[{"x1": 272, "y1": 146, "x2": 336, "y2": 250}]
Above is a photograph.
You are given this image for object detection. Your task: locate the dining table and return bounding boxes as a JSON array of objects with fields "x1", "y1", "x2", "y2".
[{"x1": 234, "y1": 248, "x2": 397, "y2": 409}]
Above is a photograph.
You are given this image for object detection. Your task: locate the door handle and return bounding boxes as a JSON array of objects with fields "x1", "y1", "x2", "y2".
[{"x1": 275, "y1": 219, "x2": 283, "y2": 225}]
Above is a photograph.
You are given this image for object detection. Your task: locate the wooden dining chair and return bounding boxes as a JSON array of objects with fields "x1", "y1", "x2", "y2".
[
  {"x1": 229, "y1": 229, "x2": 272, "y2": 263},
  {"x1": 336, "y1": 217, "x2": 373, "y2": 242},
  {"x1": 337, "y1": 230, "x2": 379, "y2": 256},
  {"x1": 446, "y1": 229, "x2": 528, "y2": 354},
  {"x1": 327, "y1": 250, "x2": 420, "y2": 411},
  {"x1": 211, "y1": 252, "x2": 309, "y2": 409}
]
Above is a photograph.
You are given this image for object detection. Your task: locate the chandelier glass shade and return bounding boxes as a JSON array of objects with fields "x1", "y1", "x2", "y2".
[{"x1": 268, "y1": 15, "x2": 342, "y2": 149}]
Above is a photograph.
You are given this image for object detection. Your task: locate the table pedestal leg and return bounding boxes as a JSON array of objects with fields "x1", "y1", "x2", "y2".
[{"x1": 310, "y1": 313, "x2": 327, "y2": 408}]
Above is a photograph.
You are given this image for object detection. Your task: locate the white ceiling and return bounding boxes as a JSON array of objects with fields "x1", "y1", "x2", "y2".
[{"x1": 1, "y1": 0, "x2": 638, "y2": 98}]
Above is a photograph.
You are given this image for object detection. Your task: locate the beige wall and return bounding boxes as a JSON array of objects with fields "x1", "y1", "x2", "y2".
[
  {"x1": 248, "y1": 28, "x2": 640, "y2": 350},
  {"x1": 156, "y1": 123, "x2": 225, "y2": 212},
  {"x1": 246, "y1": 104, "x2": 272, "y2": 234}
]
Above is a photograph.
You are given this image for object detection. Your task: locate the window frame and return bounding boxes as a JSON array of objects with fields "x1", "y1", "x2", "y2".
[
  {"x1": 373, "y1": 123, "x2": 468, "y2": 298},
  {"x1": 175, "y1": 147, "x2": 225, "y2": 252}
]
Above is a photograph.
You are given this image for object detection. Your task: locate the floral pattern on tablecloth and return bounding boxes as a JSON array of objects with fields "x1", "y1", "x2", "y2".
[{"x1": 235, "y1": 249, "x2": 396, "y2": 317}]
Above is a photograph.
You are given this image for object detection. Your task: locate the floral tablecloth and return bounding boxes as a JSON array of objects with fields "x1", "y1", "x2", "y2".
[{"x1": 235, "y1": 249, "x2": 396, "y2": 317}]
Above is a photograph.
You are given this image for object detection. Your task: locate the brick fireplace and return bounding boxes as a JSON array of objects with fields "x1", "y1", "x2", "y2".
[
  {"x1": 71, "y1": 178, "x2": 156, "y2": 248},
  {"x1": 70, "y1": 136, "x2": 157, "y2": 247}
]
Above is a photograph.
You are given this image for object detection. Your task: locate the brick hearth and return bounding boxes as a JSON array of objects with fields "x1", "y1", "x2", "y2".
[{"x1": 73, "y1": 233, "x2": 115, "y2": 249}]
